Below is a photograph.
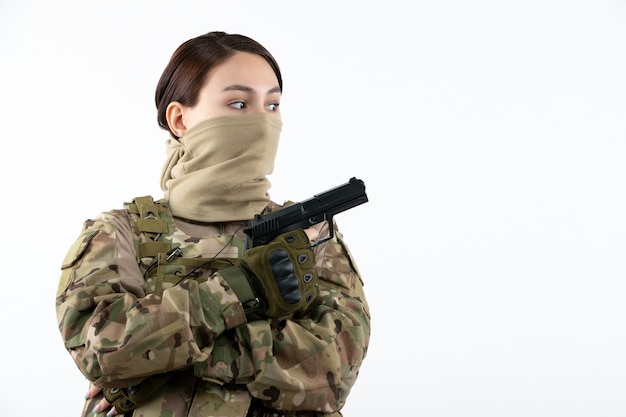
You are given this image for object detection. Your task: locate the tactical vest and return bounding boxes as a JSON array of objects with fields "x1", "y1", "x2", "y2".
[
  {"x1": 121, "y1": 196, "x2": 297, "y2": 417},
  {"x1": 124, "y1": 195, "x2": 243, "y2": 295}
]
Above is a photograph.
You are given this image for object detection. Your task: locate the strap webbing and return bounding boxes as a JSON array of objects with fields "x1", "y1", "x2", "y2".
[{"x1": 138, "y1": 241, "x2": 171, "y2": 258}]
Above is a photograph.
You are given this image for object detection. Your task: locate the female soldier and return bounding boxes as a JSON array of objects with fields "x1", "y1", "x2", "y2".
[{"x1": 55, "y1": 31, "x2": 370, "y2": 417}]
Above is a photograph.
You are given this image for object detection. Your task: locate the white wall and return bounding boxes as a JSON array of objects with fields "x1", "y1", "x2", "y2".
[{"x1": 1, "y1": 1, "x2": 626, "y2": 415}]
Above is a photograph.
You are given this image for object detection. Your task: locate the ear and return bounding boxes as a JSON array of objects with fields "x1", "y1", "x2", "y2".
[{"x1": 166, "y1": 102, "x2": 188, "y2": 138}]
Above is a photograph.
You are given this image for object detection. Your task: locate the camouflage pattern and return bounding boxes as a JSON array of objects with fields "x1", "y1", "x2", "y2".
[{"x1": 56, "y1": 197, "x2": 370, "y2": 416}]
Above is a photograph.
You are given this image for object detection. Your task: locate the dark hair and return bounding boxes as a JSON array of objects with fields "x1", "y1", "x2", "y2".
[{"x1": 155, "y1": 31, "x2": 283, "y2": 137}]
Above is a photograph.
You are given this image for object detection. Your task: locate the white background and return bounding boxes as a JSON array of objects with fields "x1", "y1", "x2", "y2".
[{"x1": 1, "y1": 1, "x2": 626, "y2": 416}]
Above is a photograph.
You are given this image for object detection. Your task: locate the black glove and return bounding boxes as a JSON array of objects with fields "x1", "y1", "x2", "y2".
[
  {"x1": 102, "y1": 373, "x2": 170, "y2": 414},
  {"x1": 219, "y1": 229, "x2": 319, "y2": 319}
]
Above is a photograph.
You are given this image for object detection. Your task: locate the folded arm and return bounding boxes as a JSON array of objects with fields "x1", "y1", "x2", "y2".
[
  {"x1": 195, "y1": 223, "x2": 371, "y2": 413},
  {"x1": 55, "y1": 210, "x2": 246, "y2": 388}
]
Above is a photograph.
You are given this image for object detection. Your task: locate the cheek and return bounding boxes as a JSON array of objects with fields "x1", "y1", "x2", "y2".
[
  {"x1": 267, "y1": 106, "x2": 282, "y2": 120},
  {"x1": 184, "y1": 105, "x2": 221, "y2": 130}
]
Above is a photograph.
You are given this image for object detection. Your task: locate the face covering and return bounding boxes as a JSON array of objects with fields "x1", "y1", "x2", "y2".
[{"x1": 160, "y1": 112, "x2": 282, "y2": 222}]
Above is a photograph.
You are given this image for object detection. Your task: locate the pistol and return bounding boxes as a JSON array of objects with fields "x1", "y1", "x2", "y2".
[{"x1": 244, "y1": 177, "x2": 368, "y2": 247}]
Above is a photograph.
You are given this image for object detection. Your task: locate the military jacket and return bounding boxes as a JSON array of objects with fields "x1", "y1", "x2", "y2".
[{"x1": 55, "y1": 197, "x2": 370, "y2": 417}]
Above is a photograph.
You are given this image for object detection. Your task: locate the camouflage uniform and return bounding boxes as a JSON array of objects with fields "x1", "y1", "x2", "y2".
[{"x1": 56, "y1": 197, "x2": 370, "y2": 417}]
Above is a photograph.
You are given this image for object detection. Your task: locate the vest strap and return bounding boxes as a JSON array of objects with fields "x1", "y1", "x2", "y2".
[
  {"x1": 138, "y1": 241, "x2": 171, "y2": 258},
  {"x1": 125, "y1": 195, "x2": 239, "y2": 295}
]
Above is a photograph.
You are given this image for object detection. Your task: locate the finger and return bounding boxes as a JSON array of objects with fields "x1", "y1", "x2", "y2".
[
  {"x1": 86, "y1": 382, "x2": 103, "y2": 399},
  {"x1": 94, "y1": 397, "x2": 112, "y2": 414},
  {"x1": 108, "y1": 406, "x2": 119, "y2": 416},
  {"x1": 304, "y1": 227, "x2": 319, "y2": 242}
]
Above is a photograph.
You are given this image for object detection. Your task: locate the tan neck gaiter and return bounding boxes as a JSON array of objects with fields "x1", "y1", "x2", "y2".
[{"x1": 160, "y1": 113, "x2": 282, "y2": 222}]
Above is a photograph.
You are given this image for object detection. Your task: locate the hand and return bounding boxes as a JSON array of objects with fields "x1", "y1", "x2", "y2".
[
  {"x1": 86, "y1": 374, "x2": 170, "y2": 415},
  {"x1": 219, "y1": 228, "x2": 319, "y2": 319},
  {"x1": 86, "y1": 382, "x2": 118, "y2": 416}
]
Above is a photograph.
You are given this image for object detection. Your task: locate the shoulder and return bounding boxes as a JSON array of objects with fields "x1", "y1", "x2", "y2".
[
  {"x1": 85, "y1": 195, "x2": 168, "y2": 230},
  {"x1": 84, "y1": 208, "x2": 133, "y2": 233},
  {"x1": 266, "y1": 200, "x2": 283, "y2": 212},
  {"x1": 73, "y1": 201, "x2": 144, "y2": 252}
]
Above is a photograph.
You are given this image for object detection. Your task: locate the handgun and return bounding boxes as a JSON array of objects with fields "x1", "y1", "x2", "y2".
[{"x1": 244, "y1": 177, "x2": 368, "y2": 247}]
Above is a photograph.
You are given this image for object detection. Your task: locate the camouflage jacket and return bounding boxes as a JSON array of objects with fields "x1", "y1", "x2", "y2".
[{"x1": 55, "y1": 197, "x2": 370, "y2": 417}]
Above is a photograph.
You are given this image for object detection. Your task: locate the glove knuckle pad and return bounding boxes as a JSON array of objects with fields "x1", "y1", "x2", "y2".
[
  {"x1": 229, "y1": 229, "x2": 320, "y2": 318},
  {"x1": 269, "y1": 249, "x2": 295, "y2": 278},
  {"x1": 268, "y1": 248, "x2": 289, "y2": 263}
]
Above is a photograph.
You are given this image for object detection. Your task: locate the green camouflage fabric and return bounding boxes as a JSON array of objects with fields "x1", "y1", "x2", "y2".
[{"x1": 56, "y1": 197, "x2": 370, "y2": 417}]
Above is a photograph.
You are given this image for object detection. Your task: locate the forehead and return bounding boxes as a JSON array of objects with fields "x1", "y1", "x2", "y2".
[{"x1": 204, "y1": 51, "x2": 279, "y2": 90}]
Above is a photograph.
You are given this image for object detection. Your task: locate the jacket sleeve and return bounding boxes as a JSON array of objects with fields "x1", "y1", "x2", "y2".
[
  {"x1": 55, "y1": 210, "x2": 247, "y2": 388},
  {"x1": 194, "y1": 221, "x2": 371, "y2": 413}
]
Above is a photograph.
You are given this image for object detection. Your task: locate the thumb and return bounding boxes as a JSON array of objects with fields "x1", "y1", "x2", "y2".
[{"x1": 304, "y1": 227, "x2": 319, "y2": 243}]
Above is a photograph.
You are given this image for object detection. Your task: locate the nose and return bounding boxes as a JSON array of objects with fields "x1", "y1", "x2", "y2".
[{"x1": 250, "y1": 101, "x2": 280, "y2": 119}]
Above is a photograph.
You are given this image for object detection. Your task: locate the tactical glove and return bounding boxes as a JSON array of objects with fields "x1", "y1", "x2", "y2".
[
  {"x1": 219, "y1": 229, "x2": 319, "y2": 319},
  {"x1": 102, "y1": 373, "x2": 170, "y2": 414}
]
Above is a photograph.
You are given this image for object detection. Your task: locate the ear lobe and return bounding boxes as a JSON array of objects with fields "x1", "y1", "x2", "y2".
[{"x1": 166, "y1": 102, "x2": 187, "y2": 138}]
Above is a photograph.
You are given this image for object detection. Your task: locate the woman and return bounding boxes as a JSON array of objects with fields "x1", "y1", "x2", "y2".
[{"x1": 56, "y1": 31, "x2": 370, "y2": 417}]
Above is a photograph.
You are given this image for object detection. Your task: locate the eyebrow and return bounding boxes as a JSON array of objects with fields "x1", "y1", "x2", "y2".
[{"x1": 223, "y1": 84, "x2": 281, "y2": 94}]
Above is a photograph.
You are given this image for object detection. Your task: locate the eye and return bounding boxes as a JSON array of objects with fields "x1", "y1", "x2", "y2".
[
  {"x1": 267, "y1": 103, "x2": 280, "y2": 112},
  {"x1": 229, "y1": 101, "x2": 246, "y2": 110}
]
